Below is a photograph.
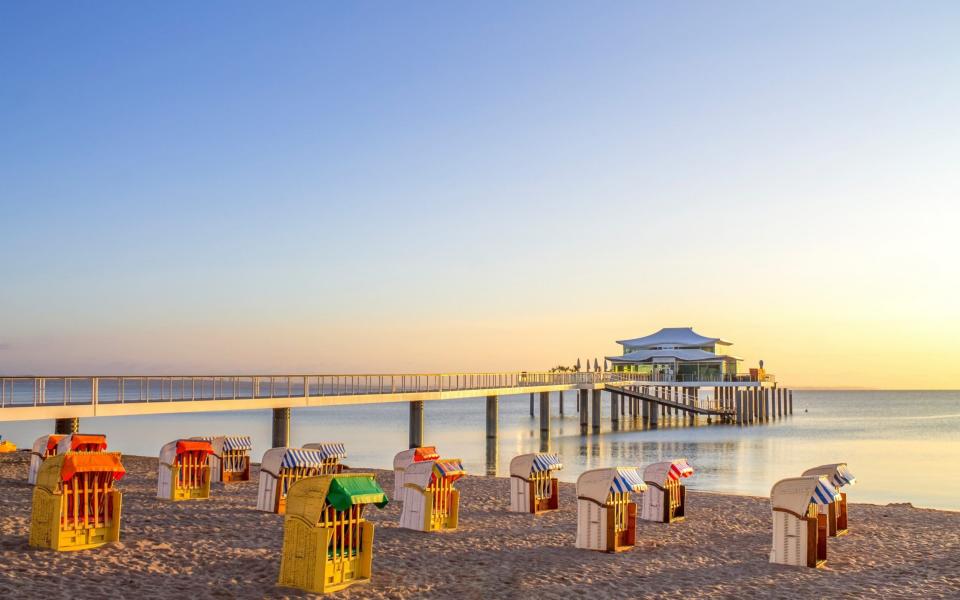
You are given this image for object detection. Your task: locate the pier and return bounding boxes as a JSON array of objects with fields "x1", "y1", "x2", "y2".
[{"x1": 0, "y1": 371, "x2": 791, "y2": 465}]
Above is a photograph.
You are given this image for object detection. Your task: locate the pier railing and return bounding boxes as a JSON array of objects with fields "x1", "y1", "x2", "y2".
[{"x1": 0, "y1": 371, "x2": 654, "y2": 408}]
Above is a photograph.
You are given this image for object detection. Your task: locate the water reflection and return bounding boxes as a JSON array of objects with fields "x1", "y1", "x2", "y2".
[{"x1": 1, "y1": 390, "x2": 957, "y2": 510}]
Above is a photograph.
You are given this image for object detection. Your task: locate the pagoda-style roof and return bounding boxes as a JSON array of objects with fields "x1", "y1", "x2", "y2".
[
  {"x1": 617, "y1": 327, "x2": 731, "y2": 348},
  {"x1": 606, "y1": 349, "x2": 741, "y2": 363}
]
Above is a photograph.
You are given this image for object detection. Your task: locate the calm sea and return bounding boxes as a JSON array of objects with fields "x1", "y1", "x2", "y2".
[{"x1": 2, "y1": 390, "x2": 957, "y2": 510}]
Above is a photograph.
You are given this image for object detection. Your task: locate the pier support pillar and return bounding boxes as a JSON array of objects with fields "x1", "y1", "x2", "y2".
[
  {"x1": 776, "y1": 388, "x2": 782, "y2": 418},
  {"x1": 765, "y1": 388, "x2": 772, "y2": 421},
  {"x1": 611, "y1": 392, "x2": 620, "y2": 426},
  {"x1": 408, "y1": 401, "x2": 424, "y2": 449},
  {"x1": 485, "y1": 395, "x2": 498, "y2": 476},
  {"x1": 53, "y1": 417, "x2": 80, "y2": 435},
  {"x1": 733, "y1": 388, "x2": 745, "y2": 425},
  {"x1": 272, "y1": 407, "x2": 290, "y2": 448},
  {"x1": 485, "y1": 395, "x2": 498, "y2": 441},
  {"x1": 539, "y1": 392, "x2": 551, "y2": 441},
  {"x1": 559, "y1": 391, "x2": 564, "y2": 416},
  {"x1": 55, "y1": 417, "x2": 79, "y2": 435},
  {"x1": 529, "y1": 393, "x2": 535, "y2": 417},
  {"x1": 788, "y1": 390, "x2": 793, "y2": 414},
  {"x1": 579, "y1": 389, "x2": 589, "y2": 434},
  {"x1": 591, "y1": 389, "x2": 601, "y2": 433}
]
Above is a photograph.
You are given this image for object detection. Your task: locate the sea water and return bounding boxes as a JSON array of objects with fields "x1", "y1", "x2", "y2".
[{"x1": 2, "y1": 390, "x2": 957, "y2": 510}]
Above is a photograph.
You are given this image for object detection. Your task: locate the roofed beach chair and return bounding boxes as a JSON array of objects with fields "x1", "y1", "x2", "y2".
[
  {"x1": 769, "y1": 475, "x2": 840, "y2": 568},
  {"x1": 28, "y1": 434, "x2": 65, "y2": 484},
  {"x1": 398, "y1": 458, "x2": 466, "y2": 532},
  {"x1": 157, "y1": 439, "x2": 214, "y2": 501},
  {"x1": 303, "y1": 442, "x2": 348, "y2": 473},
  {"x1": 278, "y1": 474, "x2": 388, "y2": 594},
  {"x1": 29, "y1": 452, "x2": 125, "y2": 551},
  {"x1": 802, "y1": 463, "x2": 855, "y2": 536},
  {"x1": 29, "y1": 433, "x2": 108, "y2": 485},
  {"x1": 193, "y1": 435, "x2": 253, "y2": 483},
  {"x1": 640, "y1": 459, "x2": 694, "y2": 523},
  {"x1": 55, "y1": 433, "x2": 108, "y2": 455},
  {"x1": 258, "y1": 447, "x2": 332, "y2": 514},
  {"x1": 575, "y1": 467, "x2": 647, "y2": 552},
  {"x1": 509, "y1": 452, "x2": 563, "y2": 514},
  {"x1": 392, "y1": 446, "x2": 439, "y2": 501}
]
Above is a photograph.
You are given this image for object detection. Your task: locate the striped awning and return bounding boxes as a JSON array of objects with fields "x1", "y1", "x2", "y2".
[
  {"x1": 532, "y1": 453, "x2": 563, "y2": 473},
  {"x1": 311, "y1": 443, "x2": 347, "y2": 460},
  {"x1": 668, "y1": 460, "x2": 694, "y2": 480},
  {"x1": 280, "y1": 448, "x2": 328, "y2": 469},
  {"x1": 432, "y1": 458, "x2": 467, "y2": 482},
  {"x1": 611, "y1": 467, "x2": 647, "y2": 494},
  {"x1": 223, "y1": 436, "x2": 252, "y2": 452},
  {"x1": 811, "y1": 479, "x2": 840, "y2": 505},
  {"x1": 832, "y1": 464, "x2": 856, "y2": 488}
]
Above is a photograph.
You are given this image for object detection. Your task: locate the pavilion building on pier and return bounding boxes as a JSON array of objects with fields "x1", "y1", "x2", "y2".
[{"x1": 606, "y1": 327, "x2": 743, "y2": 382}]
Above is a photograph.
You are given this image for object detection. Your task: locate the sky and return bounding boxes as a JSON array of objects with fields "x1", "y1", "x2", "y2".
[{"x1": 1, "y1": 2, "x2": 958, "y2": 388}]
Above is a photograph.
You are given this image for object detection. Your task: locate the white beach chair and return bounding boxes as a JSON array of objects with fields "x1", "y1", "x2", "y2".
[
  {"x1": 640, "y1": 459, "x2": 694, "y2": 523},
  {"x1": 575, "y1": 467, "x2": 647, "y2": 552},
  {"x1": 769, "y1": 475, "x2": 839, "y2": 568},
  {"x1": 509, "y1": 452, "x2": 563, "y2": 514}
]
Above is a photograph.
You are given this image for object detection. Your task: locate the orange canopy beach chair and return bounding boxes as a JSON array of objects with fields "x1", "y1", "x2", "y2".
[
  {"x1": 29, "y1": 433, "x2": 107, "y2": 484},
  {"x1": 157, "y1": 439, "x2": 214, "y2": 501},
  {"x1": 29, "y1": 452, "x2": 125, "y2": 551}
]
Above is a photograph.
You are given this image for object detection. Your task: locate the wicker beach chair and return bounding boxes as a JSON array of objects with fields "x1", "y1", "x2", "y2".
[
  {"x1": 640, "y1": 459, "x2": 694, "y2": 523},
  {"x1": 802, "y1": 463, "x2": 855, "y2": 536},
  {"x1": 509, "y1": 452, "x2": 563, "y2": 514},
  {"x1": 769, "y1": 475, "x2": 839, "y2": 568},
  {"x1": 29, "y1": 451, "x2": 125, "y2": 551},
  {"x1": 398, "y1": 458, "x2": 466, "y2": 532},
  {"x1": 157, "y1": 439, "x2": 214, "y2": 501},
  {"x1": 576, "y1": 467, "x2": 647, "y2": 552},
  {"x1": 278, "y1": 473, "x2": 388, "y2": 594}
]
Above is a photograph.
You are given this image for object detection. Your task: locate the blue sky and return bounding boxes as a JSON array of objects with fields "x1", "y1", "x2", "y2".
[{"x1": 1, "y1": 2, "x2": 958, "y2": 386}]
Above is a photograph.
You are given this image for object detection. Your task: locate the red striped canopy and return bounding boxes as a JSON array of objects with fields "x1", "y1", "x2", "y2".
[{"x1": 668, "y1": 460, "x2": 694, "y2": 480}]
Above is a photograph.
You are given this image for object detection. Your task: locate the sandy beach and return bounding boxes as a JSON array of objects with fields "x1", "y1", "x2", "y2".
[{"x1": 1, "y1": 452, "x2": 957, "y2": 599}]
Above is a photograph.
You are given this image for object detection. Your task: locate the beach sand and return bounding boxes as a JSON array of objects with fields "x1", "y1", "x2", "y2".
[{"x1": 1, "y1": 452, "x2": 958, "y2": 599}]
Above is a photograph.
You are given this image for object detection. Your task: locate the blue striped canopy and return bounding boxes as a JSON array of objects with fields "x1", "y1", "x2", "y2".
[
  {"x1": 280, "y1": 448, "x2": 328, "y2": 469},
  {"x1": 223, "y1": 436, "x2": 252, "y2": 452},
  {"x1": 832, "y1": 464, "x2": 856, "y2": 488},
  {"x1": 532, "y1": 453, "x2": 563, "y2": 473},
  {"x1": 611, "y1": 467, "x2": 647, "y2": 494},
  {"x1": 811, "y1": 479, "x2": 840, "y2": 505},
  {"x1": 312, "y1": 443, "x2": 347, "y2": 460}
]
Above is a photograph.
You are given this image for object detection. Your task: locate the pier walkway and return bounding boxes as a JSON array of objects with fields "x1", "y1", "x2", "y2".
[{"x1": 0, "y1": 372, "x2": 791, "y2": 450}]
